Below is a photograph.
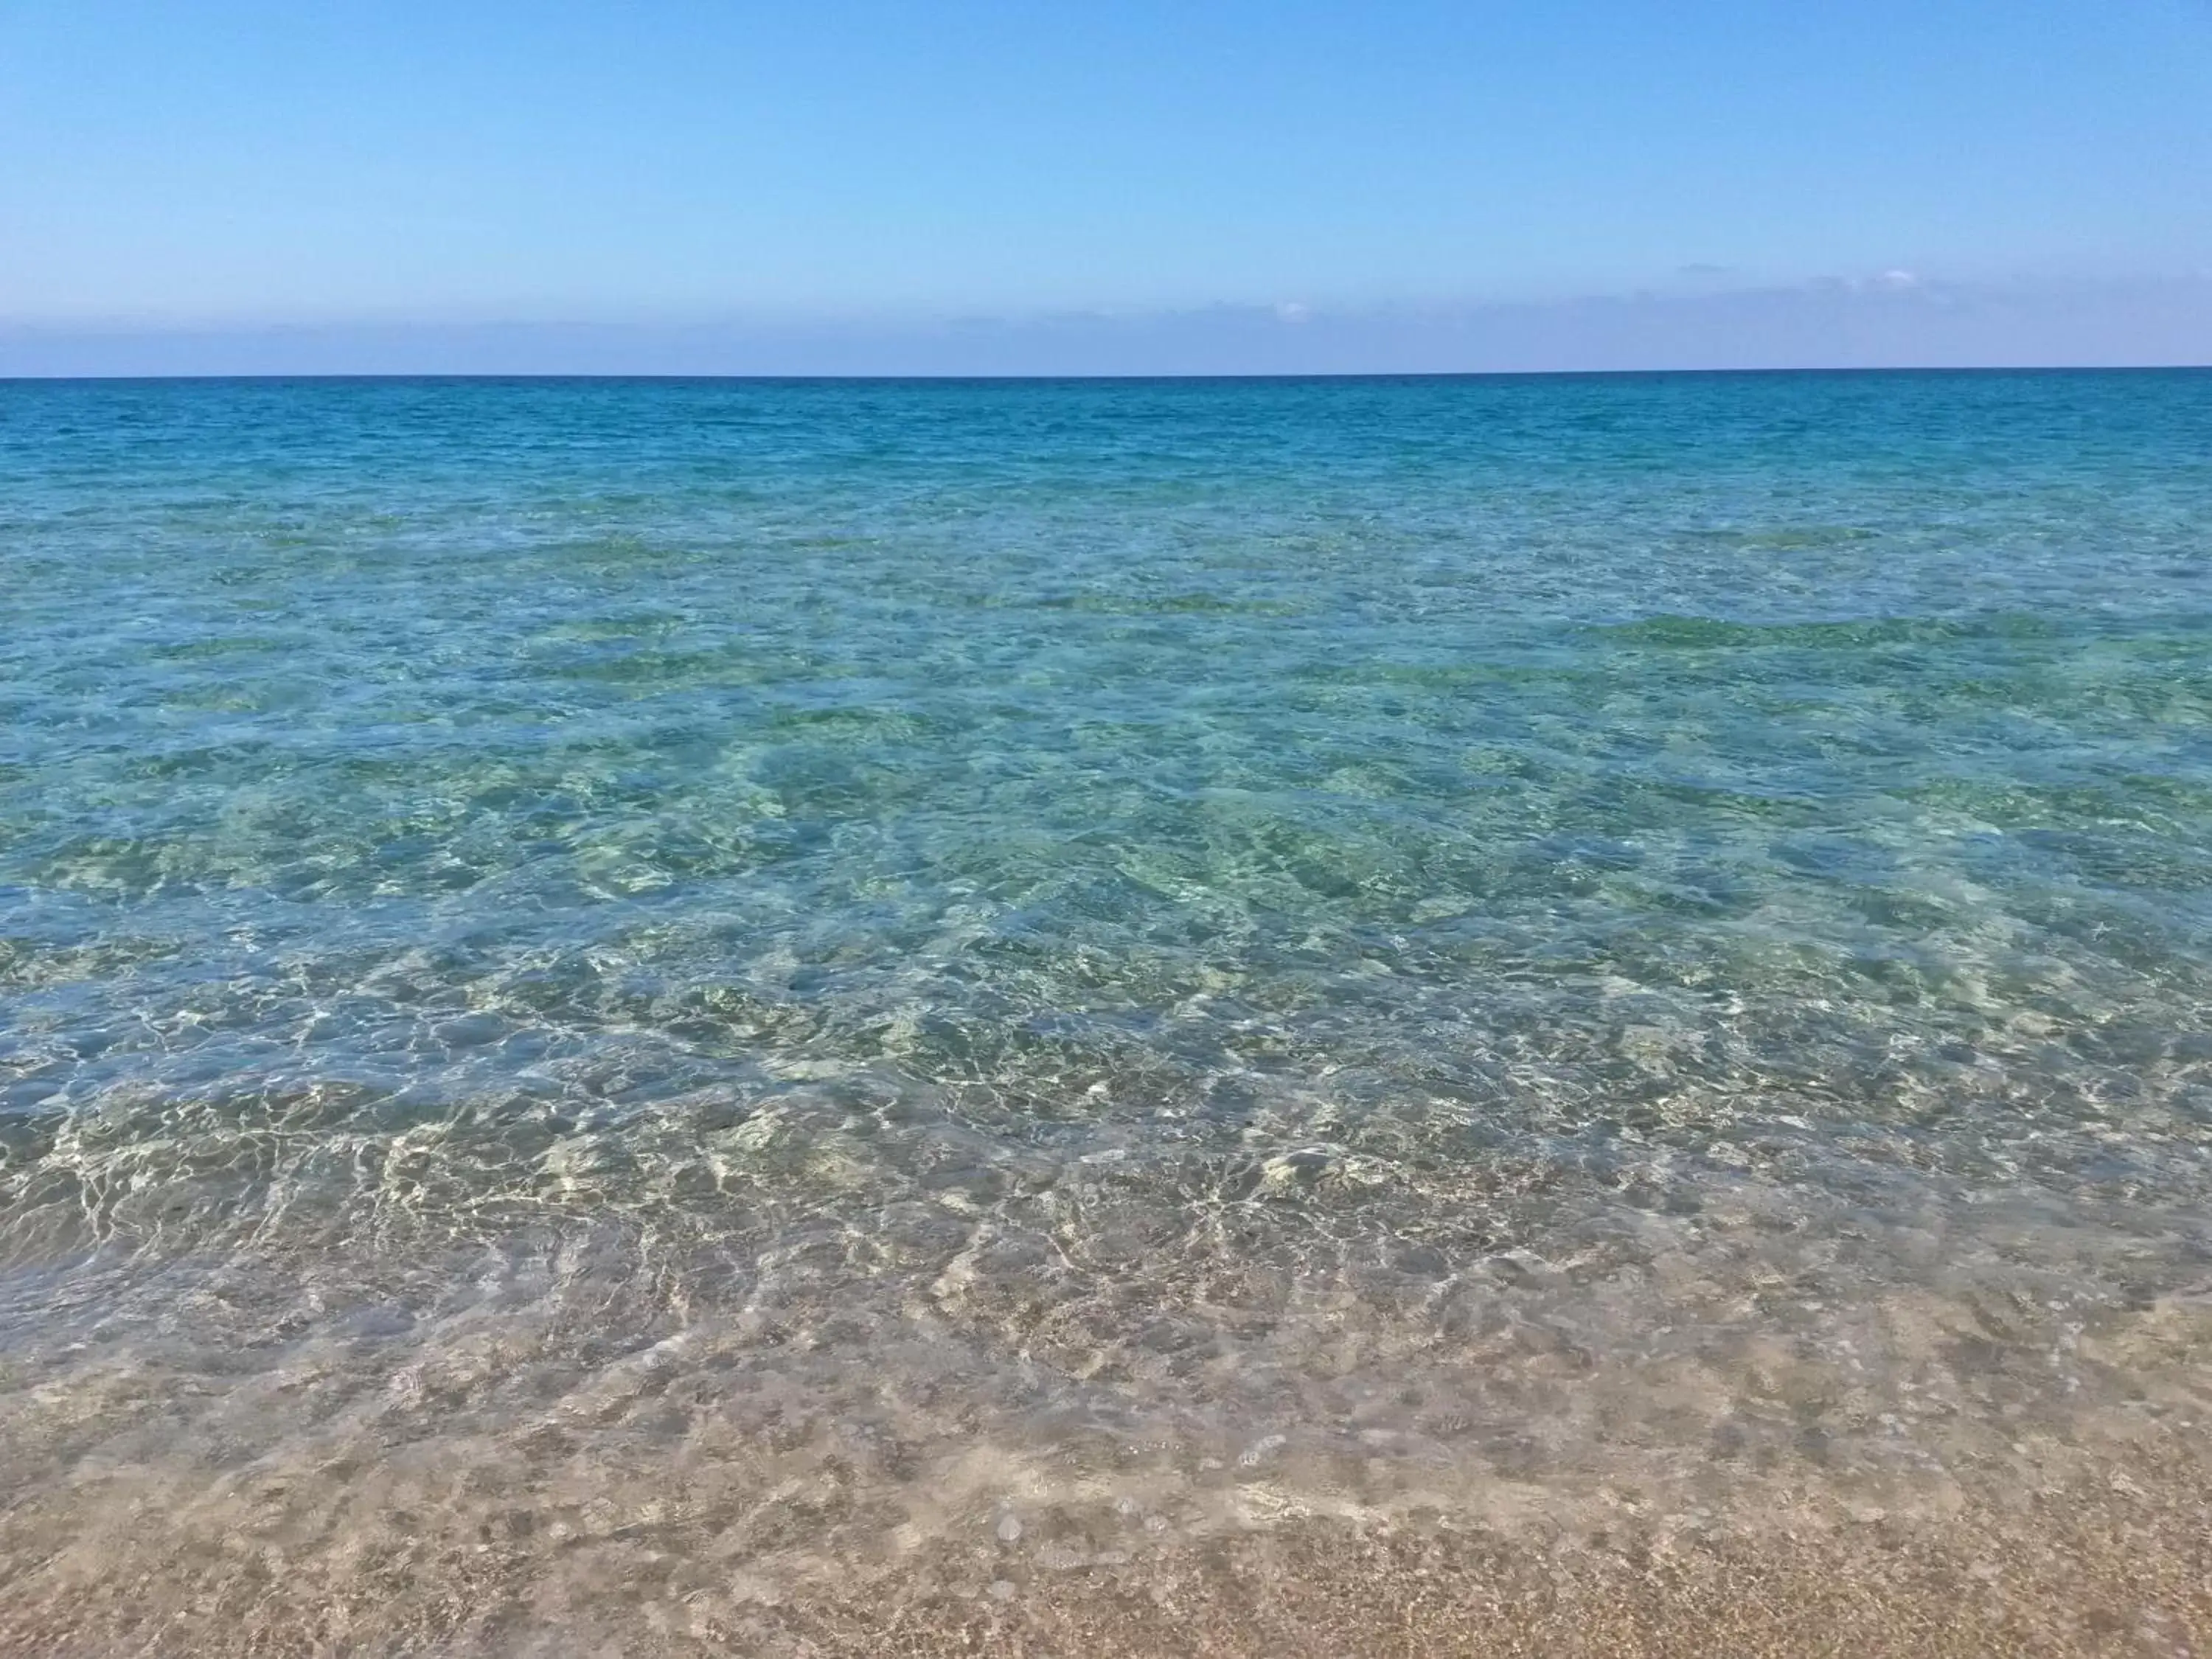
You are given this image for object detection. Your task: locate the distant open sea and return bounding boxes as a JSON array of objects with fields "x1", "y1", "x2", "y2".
[{"x1": 4, "y1": 372, "x2": 2211, "y2": 1653}]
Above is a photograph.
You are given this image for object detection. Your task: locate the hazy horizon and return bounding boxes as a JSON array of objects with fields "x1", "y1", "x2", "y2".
[{"x1": 8, "y1": 274, "x2": 2211, "y2": 378}]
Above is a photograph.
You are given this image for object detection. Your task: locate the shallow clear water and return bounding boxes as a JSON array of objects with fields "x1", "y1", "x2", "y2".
[{"x1": 3, "y1": 372, "x2": 2211, "y2": 1646}]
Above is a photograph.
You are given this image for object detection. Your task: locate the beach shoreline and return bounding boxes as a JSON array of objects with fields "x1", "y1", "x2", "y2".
[{"x1": 3, "y1": 1450, "x2": 2205, "y2": 1655}]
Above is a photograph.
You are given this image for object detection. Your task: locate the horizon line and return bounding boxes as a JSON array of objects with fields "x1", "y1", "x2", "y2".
[{"x1": 7, "y1": 363, "x2": 2211, "y2": 384}]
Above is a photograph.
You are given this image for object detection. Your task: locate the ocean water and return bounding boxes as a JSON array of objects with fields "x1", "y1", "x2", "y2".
[{"x1": 3, "y1": 372, "x2": 2211, "y2": 1649}]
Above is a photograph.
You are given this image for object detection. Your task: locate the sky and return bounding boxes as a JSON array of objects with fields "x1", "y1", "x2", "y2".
[{"x1": 2, "y1": 1, "x2": 2209, "y2": 371}]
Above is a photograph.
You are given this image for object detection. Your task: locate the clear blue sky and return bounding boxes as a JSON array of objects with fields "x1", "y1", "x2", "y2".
[{"x1": 1, "y1": 1, "x2": 2208, "y2": 369}]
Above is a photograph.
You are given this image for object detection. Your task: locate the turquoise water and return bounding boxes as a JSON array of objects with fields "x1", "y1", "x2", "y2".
[{"x1": 4, "y1": 372, "x2": 2211, "y2": 1641}]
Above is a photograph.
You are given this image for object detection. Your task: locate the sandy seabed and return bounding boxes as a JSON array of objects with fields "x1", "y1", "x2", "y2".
[
  {"x1": 2, "y1": 1440, "x2": 2205, "y2": 1657},
  {"x1": 786, "y1": 1478, "x2": 2209, "y2": 1659},
  {"x1": 4, "y1": 1217, "x2": 2209, "y2": 1656}
]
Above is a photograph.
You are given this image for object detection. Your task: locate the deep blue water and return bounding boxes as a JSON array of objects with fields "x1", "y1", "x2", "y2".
[{"x1": 4, "y1": 372, "x2": 2211, "y2": 1635}]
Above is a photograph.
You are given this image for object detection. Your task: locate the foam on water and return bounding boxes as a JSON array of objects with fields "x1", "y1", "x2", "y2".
[{"x1": 2, "y1": 373, "x2": 2210, "y2": 1648}]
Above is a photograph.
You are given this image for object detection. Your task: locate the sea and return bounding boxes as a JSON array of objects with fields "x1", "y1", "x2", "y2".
[{"x1": 3, "y1": 372, "x2": 2209, "y2": 1652}]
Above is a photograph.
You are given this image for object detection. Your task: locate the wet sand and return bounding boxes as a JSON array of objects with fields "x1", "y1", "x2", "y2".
[
  {"x1": 3, "y1": 1225, "x2": 2208, "y2": 1655},
  {"x1": 3, "y1": 1432, "x2": 2204, "y2": 1655},
  {"x1": 787, "y1": 1478, "x2": 2212, "y2": 1658}
]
